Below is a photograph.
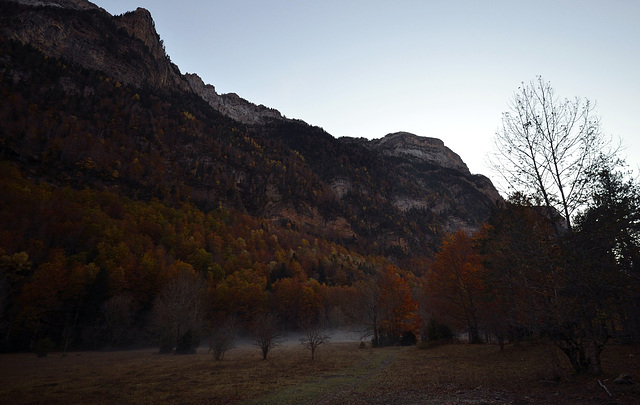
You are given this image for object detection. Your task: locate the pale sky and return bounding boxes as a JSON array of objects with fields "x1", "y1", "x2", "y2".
[{"x1": 97, "y1": 0, "x2": 640, "y2": 184}]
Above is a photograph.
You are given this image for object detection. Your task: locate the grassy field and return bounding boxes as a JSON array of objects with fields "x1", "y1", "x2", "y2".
[{"x1": 1, "y1": 341, "x2": 638, "y2": 404}]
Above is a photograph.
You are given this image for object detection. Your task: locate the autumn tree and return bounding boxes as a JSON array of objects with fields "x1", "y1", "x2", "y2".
[
  {"x1": 490, "y1": 76, "x2": 616, "y2": 230},
  {"x1": 377, "y1": 265, "x2": 419, "y2": 345},
  {"x1": 347, "y1": 265, "x2": 419, "y2": 347},
  {"x1": 18, "y1": 249, "x2": 97, "y2": 351},
  {"x1": 0, "y1": 251, "x2": 31, "y2": 350},
  {"x1": 272, "y1": 277, "x2": 326, "y2": 328},
  {"x1": 427, "y1": 230, "x2": 484, "y2": 343}
]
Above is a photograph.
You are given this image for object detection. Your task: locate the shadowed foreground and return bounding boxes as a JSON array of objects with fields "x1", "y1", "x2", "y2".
[{"x1": 1, "y1": 342, "x2": 638, "y2": 404}]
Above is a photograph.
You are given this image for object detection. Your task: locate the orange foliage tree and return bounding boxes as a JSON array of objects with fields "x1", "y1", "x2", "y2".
[
  {"x1": 378, "y1": 265, "x2": 419, "y2": 343},
  {"x1": 348, "y1": 265, "x2": 419, "y2": 346},
  {"x1": 272, "y1": 277, "x2": 326, "y2": 327},
  {"x1": 426, "y1": 230, "x2": 484, "y2": 343}
]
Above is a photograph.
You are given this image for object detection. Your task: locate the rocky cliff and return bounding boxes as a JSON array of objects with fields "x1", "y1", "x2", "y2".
[
  {"x1": 344, "y1": 132, "x2": 470, "y2": 173},
  {"x1": 0, "y1": 1, "x2": 188, "y2": 91},
  {"x1": 2, "y1": 0, "x2": 290, "y2": 126},
  {"x1": 369, "y1": 132, "x2": 469, "y2": 173},
  {"x1": 185, "y1": 73, "x2": 285, "y2": 125}
]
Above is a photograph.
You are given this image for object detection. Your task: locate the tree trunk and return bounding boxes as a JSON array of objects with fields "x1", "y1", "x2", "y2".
[
  {"x1": 587, "y1": 340, "x2": 604, "y2": 375},
  {"x1": 557, "y1": 339, "x2": 589, "y2": 374}
]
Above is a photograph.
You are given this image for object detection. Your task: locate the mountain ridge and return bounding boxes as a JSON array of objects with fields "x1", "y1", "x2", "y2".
[{"x1": 0, "y1": 0, "x2": 501, "y2": 259}]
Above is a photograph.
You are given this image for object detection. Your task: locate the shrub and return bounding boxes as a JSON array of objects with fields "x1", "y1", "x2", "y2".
[
  {"x1": 400, "y1": 331, "x2": 417, "y2": 346},
  {"x1": 158, "y1": 336, "x2": 174, "y2": 354},
  {"x1": 426, "y1": 318, "x2": 453, "y2": 342},
  {"x1": 209, "y1": 318, "x2": 237, "y2": 361},
  {"x1": 175, "y1": 329, "x2": 200, "y2": 354},
  {"x1": 34, "y1": 338, "x2": 55, "y2": 357}
]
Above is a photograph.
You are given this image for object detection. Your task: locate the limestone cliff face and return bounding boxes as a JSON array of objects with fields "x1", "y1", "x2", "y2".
[
  {"x1": 339, "y1": 132, "x2": 501, "y2": 235},
  {"x1": 381, "y1": 132, "x2": 500, "y2": 202},
  {"x1": 1, "y1": 0, "x2": 189, "y2": 91},
  {"x1": 2, "y1": 0, "x2": 288, "y2": 125},
  {"x1": 185, "y1": 73, "x2": 285, "y2": 125},
  {"x1": 369, "y1": 132, "x2": 469, "y2": 173}
]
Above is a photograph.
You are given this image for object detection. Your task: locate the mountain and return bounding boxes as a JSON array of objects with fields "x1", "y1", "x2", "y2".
[{"x1": 0, "y1": 0, "x2": 500, "y2": 260}]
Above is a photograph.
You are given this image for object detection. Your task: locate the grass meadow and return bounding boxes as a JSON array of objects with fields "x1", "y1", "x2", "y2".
[{"x1": 1, "y1": 340, "x2": 638, "y2": 404}]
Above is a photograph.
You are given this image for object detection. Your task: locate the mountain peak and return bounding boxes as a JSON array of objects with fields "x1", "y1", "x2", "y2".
[
  {"x1": 370, "y1": 132, "x2": 470, "y2": 173},
  {"x1": 1, "y1": 1, "x2": 189, "y2": 91},
  {"x1": 114, "y1": 8, "x2": 159, "y2": 56}
]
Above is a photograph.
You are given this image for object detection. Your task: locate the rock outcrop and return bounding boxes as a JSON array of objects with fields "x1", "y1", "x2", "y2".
[
  {"x1": 1, "y1": 0, "x2": 188, "y2": 91},
  {"x1": 369, "y1": 132, "x2": 469, "y2": 173},
  {"x1": 2, "y1": 0, "x2": 289, "y2": 125},
  {"x1": 340, "y1": 132, "x2": 501, "y2": 234},
  {"x1": 185, "y1": 73, "x2": 285, "y2": 125}
]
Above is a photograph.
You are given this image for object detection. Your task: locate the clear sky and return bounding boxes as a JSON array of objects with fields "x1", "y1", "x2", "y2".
[{"x1": 96, "y1": 0, "x2": 639, "y2": 184}]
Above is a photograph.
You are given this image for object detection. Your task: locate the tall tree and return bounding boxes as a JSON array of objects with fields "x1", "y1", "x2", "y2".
[
  {"x1": 427, "y1": 230, "x2": 484, "y2": 343},
  {"x1": 0, "y1": 251, "x2": 31, "y2": 350},
  {"x1": 377, "y1": 265, "x2": 419, "y2": 344},
  {"x1": 479, "y1": 197, "x2": 568, "y2": 344},
  {"x1": 565, "y1": 165, "x2": 640, "y2": 373},
  {"x1": 347, "y1": 265, "x2": 418, "y2": 346},
  {"x1": 480, "y1": 177, "x2": 639, "y2": 375},
  {"x1": 490, "y1": 76, "x2": 615, "y2": 230}
]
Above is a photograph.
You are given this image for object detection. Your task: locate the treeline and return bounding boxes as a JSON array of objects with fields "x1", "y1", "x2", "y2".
[{"x1": 0, "y1": 162, "x2": 420, "y2": 352}]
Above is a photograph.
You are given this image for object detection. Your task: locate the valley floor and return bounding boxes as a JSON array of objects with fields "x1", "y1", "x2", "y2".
[{"x1": 1, "y1": 341, "x2": 638, "y2": 404}]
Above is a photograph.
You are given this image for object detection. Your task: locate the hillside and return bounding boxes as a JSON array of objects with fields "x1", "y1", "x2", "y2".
[
  {"x1": 0, "y1": 0, "x2": 500, "y2": 258},
  {"x1": 0, "y1": 0, "x2": 501, "y2": 351}
]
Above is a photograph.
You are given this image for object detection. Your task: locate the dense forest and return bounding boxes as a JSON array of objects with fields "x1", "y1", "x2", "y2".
[{"x1": 0, "y1": 161, "x2": 414, "y2": 351}]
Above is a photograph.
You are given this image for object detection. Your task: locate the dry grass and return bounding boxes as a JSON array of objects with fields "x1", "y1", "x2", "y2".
[
  {"x1": 0, "y1": 341, "x2": 638, "y2": 404},
  {"x1": 0, "y1": 342, "x2": 372, "y2": 405},
  {"x1": 349, "y1": 342, "x2": 640, "y2": 404}
]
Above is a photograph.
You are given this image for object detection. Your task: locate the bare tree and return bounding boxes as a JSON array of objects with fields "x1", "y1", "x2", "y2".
[
  {"x1": 251, "y1": 312, "x2": 282, "y2": 360},
  {"x1": 490, "y1": 76, "x2": 616, "y2": 230},
  {"x1": 152, "y1": 264, "x2": 205, "y2": 354},
  {"x1": 299, "y1": 318, "x2": 330, "y2": 361},
  {"x1": 209, "y1": 316, "x2": 237, "y2": 361},
  {"x1": 344, "y1": 278, "x2": 381, "y2": 345}
]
